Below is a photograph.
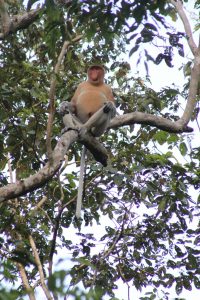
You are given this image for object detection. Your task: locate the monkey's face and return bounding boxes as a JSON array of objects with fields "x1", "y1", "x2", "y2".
[{"x1": 87, "y1": 66, "x2": 105, "y2": 85}]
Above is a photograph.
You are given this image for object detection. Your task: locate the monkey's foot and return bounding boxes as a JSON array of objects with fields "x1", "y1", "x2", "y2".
[
  {"x1": 103, "y1": 102, "x2": 116, "y2": 118},
  {"x1": 78, "y1": 126, "x2": 88, "y2": 138},
  {"x1": 103, "y1": 102, "x2": 113, "y2": 113}
]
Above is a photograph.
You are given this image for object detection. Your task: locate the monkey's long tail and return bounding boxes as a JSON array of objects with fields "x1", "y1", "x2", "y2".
[{"x1": 76, "y1": 146, "x2": 86, "y2": 219}]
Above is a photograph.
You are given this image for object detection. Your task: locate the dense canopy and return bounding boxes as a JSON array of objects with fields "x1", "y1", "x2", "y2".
[{"x1": 0, "y1": 0, "x2": 200, "y2": 299}]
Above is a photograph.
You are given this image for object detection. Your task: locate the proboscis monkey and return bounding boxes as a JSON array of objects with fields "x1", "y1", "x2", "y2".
[{"x1": 60, "y1": 65, "x2": 116, "y2": 218}]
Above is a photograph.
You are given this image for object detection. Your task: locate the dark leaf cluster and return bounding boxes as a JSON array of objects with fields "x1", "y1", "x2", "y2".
[{"x1": 0, "y1": 0, "x2": 199, "y2": 299}]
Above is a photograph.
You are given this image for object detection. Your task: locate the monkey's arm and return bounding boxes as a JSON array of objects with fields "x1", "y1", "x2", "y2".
[
  {"x1": 59, "y1": 101, "x2": 75, "y2": 115},
  {"x1": 59, "y1": 101, "x2": 82, "y2": 134},
  {"x1": 70, "y1": 83, "x2": 83, "y2": 110}
]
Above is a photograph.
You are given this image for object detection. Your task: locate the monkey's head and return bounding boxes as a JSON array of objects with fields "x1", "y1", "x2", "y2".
[{"x1": 87, "y1": 65, "x2": 105, "y2": 85}]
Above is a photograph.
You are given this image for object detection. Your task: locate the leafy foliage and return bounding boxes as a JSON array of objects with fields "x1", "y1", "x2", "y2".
[{"x1": 0, "y1": 0, "x2": 199, "y2": 300}]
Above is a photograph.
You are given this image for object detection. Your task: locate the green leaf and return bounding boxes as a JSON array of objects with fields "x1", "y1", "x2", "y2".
[
  {"x1": 175, "y1": 245, "x2": 185, "y2": 257},
  {"x1": 179, "y1": 142, "x2": 188, "y2": 156},
  {"x1": 158, "y1": 198, "x2": 167, "y2": 212},
  {"x1": 194, "y1": 276, "x2": 200, "y2": 289},
  {"x1": 188, "y1": 253, "x2": 198, "y2": 269},
  {"x1": 183, "y1": 277, "x2": 192, "y2": 291},
  {"x1": 113, "y1": 174, "x2": 124, "y2": 186},
  {"x1": 176, "y1": 281, "x2": 183, "y2": 295},
  {"x1": 153, "y1": 131, "x2": 169, "y2": 145},
  {"x1": 129, "y1": 44, "x2": 140, "y2": 57},
  {"x1": 194, "y1": 235, "x2": 200, "y2": 246},
  {"x1": 144, "y1": 23, "x2": 158, "y2": 31}
]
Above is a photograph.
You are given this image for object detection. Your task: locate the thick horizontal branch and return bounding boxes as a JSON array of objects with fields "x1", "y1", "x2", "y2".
[
  {"x1": 109, "y1": 112, "x2": 193, "y2": 133},
  {"x1": 0, "y1": 109, "x2": 195, "y2": 202}
]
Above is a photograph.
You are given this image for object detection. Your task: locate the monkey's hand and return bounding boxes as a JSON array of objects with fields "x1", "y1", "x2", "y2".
[
  {"x1": 60, "y1": 102, "x2": 81, "y2": 134},
  {"x1": 59, "y1": 101, "x2": 75, "y2": 116},
  {"x1": 103, "y1": 101, "x2": 116, "y2": 118}
]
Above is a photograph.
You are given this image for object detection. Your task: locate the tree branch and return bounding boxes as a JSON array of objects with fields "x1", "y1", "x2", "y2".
[
  {"x1": 178, "y1": 55, "x2": 200, "y2": 126},
  {"x1": 109, "y1": 112, "x2": 193, "y2": 133},
  {"x1": 17, "y1": 262, "x2": 36, "y2": 300},
  {"x1": 0, "y1": 108, "x2": 196, "y2": 203},
  {"x1": 169, "y1": 0, "x2": 198, "y2": 56},
  {"x1": 0, "y1": 130, "x2": 77, "y2": 202},
  {"x1": 79, "y1": 130, "x2": 108, "y2": 166},
  {"x1": 29, "y1": 235, "x2": 53, "y2": 300},
  {"x1": 46, "y1": 35, "x2": 83, "y2": 159},
  {"x1": 0, "y1": 0, "x2": 11, "y2": 36},
  {"x1": 169, "y1": 0, "x2": 200, "y2": 126},
  {"x1": 0, "y1": 2, "x2": 42, "y2": 39}
]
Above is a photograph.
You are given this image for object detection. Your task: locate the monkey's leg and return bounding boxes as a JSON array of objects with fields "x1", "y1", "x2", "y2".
[
  {"x1": 90, "y1": 102, "x2": 116, "y2": 136},
  {"x1": 81, "y1": 102, "x2": 116, "y2": 137},
  {"x1": 91, "y1": 114, "x2": 111, "y2": 137},
  {"x1": 76, "y1": 146, "x2": 86, "y2": 219}
]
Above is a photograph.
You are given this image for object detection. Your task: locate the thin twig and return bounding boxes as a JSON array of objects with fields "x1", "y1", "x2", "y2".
[
  {"x1": 31, "y1": 196, "x2": 48, "y2": 212},
  {"x1": 46, "y1": 35, "x2": 82, "y2": 159},
  {"x1": 90, "y1": 214, "x2": 126, "y2": 289},
  {"x1": 48, "y1": 170, "x2": 103, "y2": 276}
]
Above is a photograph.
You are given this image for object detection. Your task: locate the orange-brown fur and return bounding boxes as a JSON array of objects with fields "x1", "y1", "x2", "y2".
[
  {"x1": 66, "y1": 66, "x2": 116, "y2": 218},
  {"x1": 71, "y1": 66, "x2": 115, "y2": 123}
]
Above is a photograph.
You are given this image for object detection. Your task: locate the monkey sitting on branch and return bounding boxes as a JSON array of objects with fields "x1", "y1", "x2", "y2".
[{"x1": 60, "y1": 65, "x2": 116, "y2": 219}]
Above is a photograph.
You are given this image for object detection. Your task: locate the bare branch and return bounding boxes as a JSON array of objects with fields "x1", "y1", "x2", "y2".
[
  {"x1": 31, "y1": 196, "x2": 48, "y2": 212},
  {"x1": 109, "y1": 112, "x2": 193, "y2": 133},
  {"x1": 178, "y1": 56, "x2": 200, "y2": 126},
  {"x1": 168, "y1": 0, "x2": 200, "y2": 126},
  {"x1": 47, "y1": 41, "x2": 71, "y2": 159},
  {"x1": 29, "y1": 235, "x2": 53, "y2": 300}
]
